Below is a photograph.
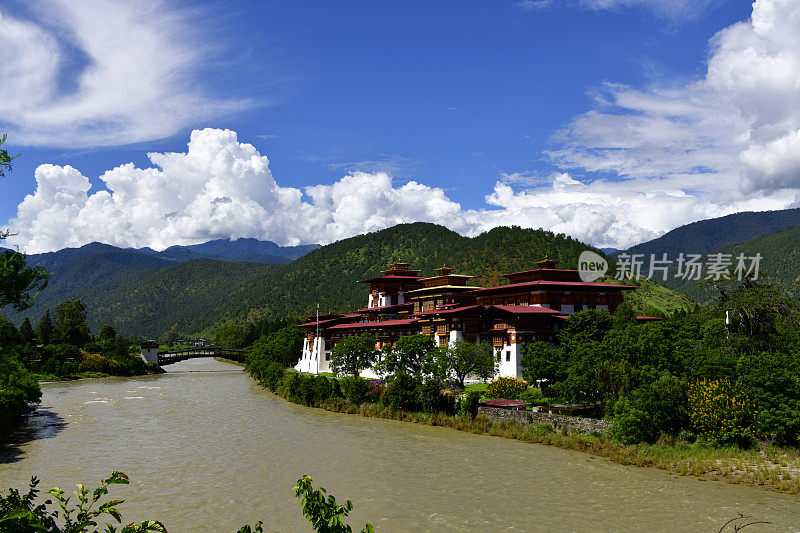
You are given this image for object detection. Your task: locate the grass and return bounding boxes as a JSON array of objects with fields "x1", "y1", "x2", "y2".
[
  {"x1": 314, "y1": 397, "x2": 800, "y2": 495},
  {"x1": 35, "y1": 371, "x2": 113, "y2": 382},
  {"x1": 213, "y1": 356, "x2": 245, "y2": 367}
]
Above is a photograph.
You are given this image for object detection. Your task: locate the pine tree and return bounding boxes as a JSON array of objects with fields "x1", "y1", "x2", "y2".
[
  {"x1": 36, "y1": 310, "x2": 54, "y2": 345},
  {"x1": 18, "y1": 317, "x2": 35, "y2": 346}
]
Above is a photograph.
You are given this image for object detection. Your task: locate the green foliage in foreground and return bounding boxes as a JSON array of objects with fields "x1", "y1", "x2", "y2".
[
  {"x1": 2, "y1": 473, "x2": 372, "y2": 533},
  {"x1": 0, "y1": 346, "x2": 41, "y2": 426},
  {"x1": 293, "y1": 475, "x2": 374, "y2": 533},
  {"x1": 0, "y1": 472, "x2": 165, "y2": 533}
]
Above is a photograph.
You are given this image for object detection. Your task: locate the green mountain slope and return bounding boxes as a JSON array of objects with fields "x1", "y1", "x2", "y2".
[
  {"x1": 83, "y1": 259, "x2": 286, "y2": 337},
  {"x1": 621, "y1": 208, "x2": 800, "y2": 260},
  {"x1": 8, "y1": 223, "x2": 692, "y2": 338},
  {"x1": 4, "y1": 244, "x2": 172, "y2": 326},
  {"x1": 668, "y1": 225, "x2": 800, "y2": 302}
]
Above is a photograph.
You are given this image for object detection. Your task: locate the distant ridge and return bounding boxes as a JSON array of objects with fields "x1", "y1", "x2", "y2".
[
  {"x1": 131, "y1": 237, "x2": 319, "y2": 264},
  {"x1": 620, "y1": 208, "x2": 800, "y2": 260},
  {"x1": 4, "y1": 224, "x2": 690, "y2": 338}
]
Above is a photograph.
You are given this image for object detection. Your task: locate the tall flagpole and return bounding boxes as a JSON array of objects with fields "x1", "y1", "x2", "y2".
[{"x1": 316, "y1": 303, "x2": 320, "y2": 374}]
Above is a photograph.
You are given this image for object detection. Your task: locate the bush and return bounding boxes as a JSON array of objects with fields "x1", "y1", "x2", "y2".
[
  {"x1": 688, "y1": 378, "x2": 757, "y2": 446},
  {"x1": 530, "y1": 423, "x2": 555, "y2": 437},
  {"x1": 312, "y1": 375, "x2": 333, "y2": 405},
  {"x1": 518, "y1": 387, "x2": 544, "y2": 405},
  {"x1": 419, "y1": 379, "x2": 445, "y2": 413},
  {"x1": 282, "y1": 372, "x2": 302, "y2": 401},
  {"x1": 457, "y1": 389, "x2": 482, "y2": 419},
  {"x1": 330, "y1": 378, "x2": 343, "y2": 399},
  {"x1": 611, "y1": 406, "x2": 654, "y2": 445},
  {"x1": 339, "y1": 376, "x2": 371, "y2": 405},
  {"x1": 611, "y1": 373, "x2": 688, "y2": 444},
  {"x1": 365, "y1": 380, "x2": 384, "y2": 403},
  {"x1": 263, "y1": 362, "x2": 286, "y2": 391},
  {"x1": 486, "y1": 376, "x2": 529, "y2": 399},
  {"x1": 382, "y1": 374, "x2": 422, "y2": 411},
  {"x1": 299, "y1": 375, "x2": 316, "y2": 406}
]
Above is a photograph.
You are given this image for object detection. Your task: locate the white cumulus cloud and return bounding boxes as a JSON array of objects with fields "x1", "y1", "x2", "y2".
[
  {"x1": 0, "y1": 1, "x2": 245, "y2": 147},
  {"x1": 6, "y1": 128, "x2": 795, "y2": 254}
]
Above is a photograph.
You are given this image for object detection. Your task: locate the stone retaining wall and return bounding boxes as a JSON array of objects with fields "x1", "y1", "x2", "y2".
[{"x1": 477, "y1": 406, "x2": 614, "y2": 434}]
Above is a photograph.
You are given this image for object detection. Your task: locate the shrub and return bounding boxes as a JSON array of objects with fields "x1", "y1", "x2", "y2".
[
  {"x1": 611, "y1": 406, "x2": 654, "y2": 445},
  {"x1": 530, "y1": 423, "x2": 555, "y2": 437},
  {"x1": 283, "y1": 372, "x2": 302, "y2": 401},
  {"x1": 77, "y1": 351, "x2": 113, "y2": 373},
  {"x1": 365, "y1": 380, "x2": 384, "y2": 403},
  {"x1": 486, "y1": 376, "x2": 529, "y2": 399},
  {"x1": 611, "y1": 374, "x2": 688, "y2": 444},
  {"x1": 330, "y1": 378, "x2": 343, "y2": 399},
  {"x1": 300, "y1": 375, "x2": 316, "y2": 406},
  {"x1": 688, "y1": 378, "x2": 757, "y2": 446},
  {"x1": 518, "y1": 387, "x2": 544, "y2": 405},
  {"x1": 339, "y1": 376, "x2": 371, "y2": 405},
  {"x1": 263, "y1": 362, "x2": 286, "y2": 391},
  {"x1": 382, "y1": 374, "x2": 422, "y2": 411},
  {"x1": 419, "y1": 379, "x2": 445, "y2": 413},
  {"x1": 312, "y1": 375, "x2": 333, "y2": 405},
  {"x1": 457, "y1": 389, "x2": 482, "y2": 419}
]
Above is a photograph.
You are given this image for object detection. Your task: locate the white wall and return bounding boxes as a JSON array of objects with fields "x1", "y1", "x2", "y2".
[{"x1": 496, "y1": 342, "x2": 521, "y2": 378}]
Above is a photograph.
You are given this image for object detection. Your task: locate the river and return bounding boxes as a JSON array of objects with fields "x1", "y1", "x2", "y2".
[{"x1": 1, "y1": 358, "x2": 799, "y2": 532}]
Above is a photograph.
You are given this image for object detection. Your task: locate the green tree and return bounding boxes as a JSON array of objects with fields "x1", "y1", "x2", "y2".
[
  {"x1": 519, "y1": 341, "x2": 566, "y2": 386},
  {"x1": 330, "y1": 334, "x2": 378, "y2": 377},
  {"x1": 55, "y1": 299, "x2": 91, "y2": 347},
  {"x1": 158, "y1": 323, "x2": 179, "y2": 346},
  {"x1": 0, "y1": 250, "x2": 49, "y2": 311},
  {"x1": 0, "y1": 471, "x2": 166, "y2": 533},
  {"x1": 214, "y1": 320, "x2": 250, "y2": 348},
  {"x1": 0, "y1": 315, "x2": 20, "y2": 346},
  {"x1": 294, "y1": 475, "x2": 374, "y2": 533},
  {"x1": 18, "y1": 317, "x2": 35, "y2": 346},
  {"x1": 0, "y1": 133, "x2": 17, "y2": 179},
  {"x1": 378, "y1": 334, "x2": 438, "y2": 377},
  {"x1": 0, "y1": 346, "x2": 41, "y2": 426},
  {"x1": 246, "y1": 325, "x2": 303, "y2": 372},
  {"x1": 36, "y1": 310, "x2": 55, "y2": 345},
  {"x1": 436, "y1": 339, "x2": 496, "y2": 388},
  {"x1": 0, "y1": 137, "x2": 49, "y2": 311},
  {"x1": 99, "y1": 323, "x2": 116, "y2": 341}
]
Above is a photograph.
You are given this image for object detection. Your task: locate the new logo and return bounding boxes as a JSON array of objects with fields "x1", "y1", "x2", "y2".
[{"x1": 578, "y1": 250, "x2": 609, "y2": 282}]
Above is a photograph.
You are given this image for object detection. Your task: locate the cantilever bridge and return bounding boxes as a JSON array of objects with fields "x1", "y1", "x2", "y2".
[{"x1": 154, "y1": 346, "x2": 247, "y2": 366}]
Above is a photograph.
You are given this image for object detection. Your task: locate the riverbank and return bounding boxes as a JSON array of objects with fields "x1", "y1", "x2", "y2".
[
  {"x1": 264, "y1": 382, "x2": 800, "y2": 495},
  {"x1": 36, "y1": 364, "x2": 164, "y2": 383}
]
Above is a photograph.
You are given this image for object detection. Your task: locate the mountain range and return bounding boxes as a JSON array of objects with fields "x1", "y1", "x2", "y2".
[{"x1": 7, "y1": 206, "x2": 800, "y2": 339}]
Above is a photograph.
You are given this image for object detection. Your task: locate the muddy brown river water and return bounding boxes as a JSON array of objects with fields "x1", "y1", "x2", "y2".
[{"x1": 1, "y1": 358, "x2": 799, "y2": 532}]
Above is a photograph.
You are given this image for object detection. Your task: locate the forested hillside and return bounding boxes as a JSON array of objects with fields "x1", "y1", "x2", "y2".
[
  {"x1": 6, "y1": 223, "x2": 692, "y2": 338},
  {"x1": 235, "y1": 223, "x2": 603, "y2": 326},
  {"x1": 668, "y1": 225, "x2": 800, "y2": 302},
  {"x1": 620, "y1": 208, "x2": 800, "y2": 261},
  {"x1": 2, "y1": 244, "x2": 172, "y2": 326}
]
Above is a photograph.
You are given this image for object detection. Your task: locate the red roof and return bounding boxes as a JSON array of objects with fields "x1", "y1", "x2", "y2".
[
  {"x1": 297, "y1": 314, "x2": 361, "y2": 329},
  {"x1": 326, "y1": 318, "x2": 419, "y2": 330},
  {"x1": 481, "y1": 399, "x2": 528, "y2": 408},
  {"x1": 636, "y1": 316, "x2": 665, "y2": 321},
  {"x1": 490, "y1": 305, "x2": 562, "y2": 315},
  {"x1": 467, "y1": 280, "x2": 636, "y2": 294},
  {"x1": 413, "y1": 305, "x2": 482, "y2": 317},
  {"x1": 504, "y1": 268, "x2": 580, "y2": 277}
]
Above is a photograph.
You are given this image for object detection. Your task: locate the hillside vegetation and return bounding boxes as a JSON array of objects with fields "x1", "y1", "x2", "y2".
[
  {"x1": 7, "y1": 223, "x2": 691, "y2": 338},
  {"x1": 620, "y1": 208, "x2": 800, "y2": 261},
  {"x1": 668, "y1": 225, "x2": 800, "y2": 302}
]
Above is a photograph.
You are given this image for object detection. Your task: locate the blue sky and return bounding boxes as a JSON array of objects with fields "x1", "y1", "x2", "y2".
[{"x1": 2, "y1": 0, "x2": 799, "y2": 252}]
